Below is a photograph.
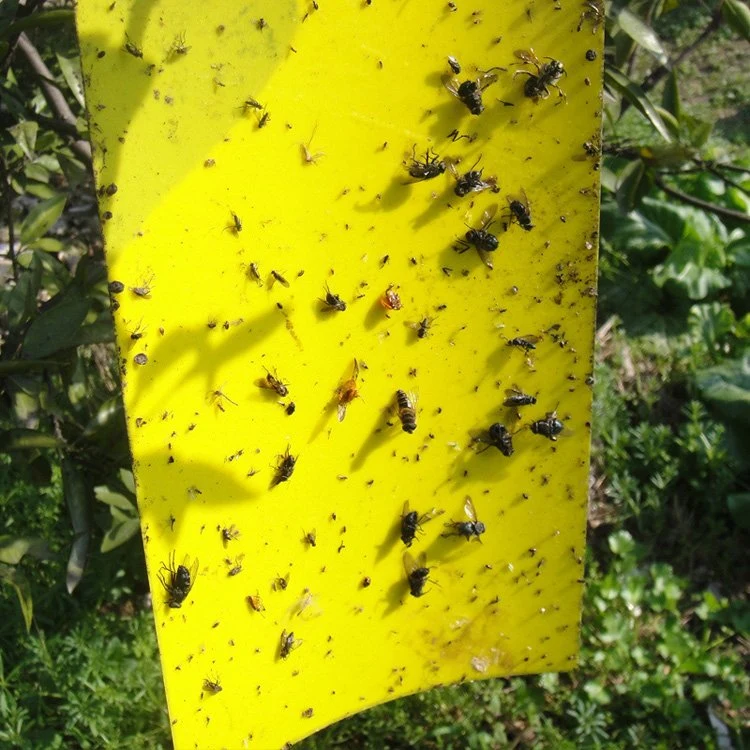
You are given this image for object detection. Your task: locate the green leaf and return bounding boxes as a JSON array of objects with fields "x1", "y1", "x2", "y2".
[
  {"x1": 101, "y1": 515, "x2": 140, "y2": 553},
  {"x1": 19, "y1": 194, "x2": 66, "y2": 245},
  {"x1": 616, "y1": 8, "x2": 668, "y2": 64},
  {"x1": 652, "y1": 241, "x2": 731, "y2": 299},
  {"x1": 62, "y1": 458, "x2": 90, "y2": 594},
  {"x1": 615, "y1": 159, "x2": 647, "y2": 214},
  {"x1": 8, "y1": 120, "x2": 39, "y2": 159},
  {"x1": 0, "y1": 536, "x2": 54, "y2": 565},
  {"x1": 120, "y1": 469, "x2": 136, "y2": 494},
  {"x1": 605, "y1": 67, "x2": 673, "y2": 142},
  {"x1": 0, "y1": 428, "x2": 65, "y2": 451},
  {"x1": 723, "y1": 0, "x2": 750, "y2": 41},
  {"x1": 661, "y1": 69, "x2": 681, "y2": 121},
  {"x1": 22, "y1": 289, "x2": 90, "y2": 358},
  {"x1": 0, "y1": 564, "x2": 33, "y2": 632},
  {"x1": 688, "y1": 302, "x2": 736, "y2": 350},
  {"x1": 56, "y1": 54, "x2": 85, "y2": 108},
  {"x1": 95, "y1": 485, "x2": 137, "y2": 512}
]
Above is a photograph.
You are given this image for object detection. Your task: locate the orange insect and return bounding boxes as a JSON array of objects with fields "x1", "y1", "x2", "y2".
[
  {"x1": 246, "y1": 593, "x2": 265, "y2": 612},
  {"x1": 379, "y1": 284, "x2": 402, "y2": 313},
  {"x1": 336, "y1": 358, "x2": 361, "y2": 422}
]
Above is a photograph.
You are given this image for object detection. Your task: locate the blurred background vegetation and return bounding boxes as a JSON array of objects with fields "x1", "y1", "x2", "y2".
[{"x1": 1, "y1": 0, "x2": 749, "y2": 747}]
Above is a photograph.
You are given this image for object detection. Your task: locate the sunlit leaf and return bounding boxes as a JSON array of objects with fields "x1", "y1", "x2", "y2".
[
  {"x1": 0, "y1": 536, "x2": 55, "y2": 565},
  {"x1": 723, "y1": 0, "x2": 750, "y2": 41},
  {"x1": 605, "y1": 67, "x2": 673, "y2": 142},
  {"x1": 8, "y1": 120, "x2": 39, "y2": 159},
  {"x1": 0, "y1": 564, "x2": 33, "y2": 632},
  {"x1": 56, "y1": 53, "x2": 86, "y2": 108},
  {"x1": 19, "y1": 193, "x2": 66, "y2": 245},
  {"x1": 617, "y1": 8, "x2": 668, "y2": 63}
]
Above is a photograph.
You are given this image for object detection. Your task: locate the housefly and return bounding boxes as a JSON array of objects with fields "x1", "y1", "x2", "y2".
[
  {"x1": 400, "y1": 501, "x2": 444, "y2": 546},
  {"x1": 504, "y1": 385, "x2": 537, "y2": 407},
  {"x1": 443, "y1": 68, "x2": 503, "y2": 115},
  {"x1": 157, "y1": 552, "x2": 198, "y2": 608},
  {"x1": 442, "y1": 496, "x2": 486, "y2": 541},
  {"x1": 405, "y1": 145, "x2": 446, "y2": 182},
  {"x1": 474, "y1": 422, "x2": 515, "y2": 457},
  {"x1": 530, "y1": 410, "x2": 565, "y2": 441},
  {"x1": 507, "y1": 189, "x2": 533, "y2": 230},
  {"x1": 403, "y1": 551, "x2": 431, "y2": 597},
  {"x1": 513, "y1": 49, "x2": 566, "y2": 102},
  {"x1": 448, "y1": 157, "x2": 498, "y2": 197},
  {"x1": 271, "y1": 446, "x2": 297, "y2": 487},
  {"x1": 454, "y1": 205, "x2": 499, "y2": 269}
]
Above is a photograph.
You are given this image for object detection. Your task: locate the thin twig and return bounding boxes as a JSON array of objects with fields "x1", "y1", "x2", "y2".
[
  {"x1": 15, "y1": 32, "x2": 92, "y2": 165},
  {"x1": 654, "y1": 176, "x2": 750, "y2": 224}
]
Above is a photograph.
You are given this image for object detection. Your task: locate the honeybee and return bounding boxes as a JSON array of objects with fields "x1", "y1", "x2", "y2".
[
  {"x1": 448, "y1": 157, "x2": 498, "y2": 197},
  {"x1": 507, "y1": 189, "x2": 534, "y2": 231},
  {"x1": 157, "y1": 551, "x2": 198, "y2": 608},
  {"x1": 271, "y1": 445, "x2": 297, "y2": 487},
  {"x1": 258, "y1": 367, "x2": 289, "y2": 397},
  {"x1": 454, "y1": 205, "x2": 499, "y2": 269},
  {"x1": 403, "y1": 551, "x2": 432, "y2": 597},
  {"x1": 443, "y1": 68, "x2": 503, "y2": 115},
  {"x1": 395, "y1": 390, "x2": 418, "y2": 434},
  {"x1": 380, "y1": 284, "x2": 403, "y2": 313},
  {"x1": 442, "y1": 496, "x2": 486, "y2": 541},
  {"x1": 336, "y1": 359, "x2": 361, "y2": 422},
  {"x1": 513, "y1": 49, "x2": 566, "y2": 102},
  {"x1": 400, "y1": 501, "x2": 444, "y2": 546}
]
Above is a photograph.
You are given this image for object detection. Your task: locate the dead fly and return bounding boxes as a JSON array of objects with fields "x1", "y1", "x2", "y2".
[
  {"x1": 443, "y1": 68, "x2": 503, "y2": 115},
  {"x1": 257, "y1": 108, "x2": 271, "y2": 129},
  {"x1": 273, "y1": 573, "x2": 290, "y2": 591},
  {"x1": 270, "y1": 269, "x2": 290, "y2": 288},
  {"x1": 380, "y1": 284, "x2": 403, "y2": 313},
  {"x1": 454, "y1": 205, "x2": 499, "y2": 270},
  {"x1": 226, "y1": 211, "x2": 242, "y2": 234},
  {"x1": 279, "y1": 629, "x2": 302, "y2": 659},
  {"x1": 400, "y1": 501, "x2": 444, "y2": 546},
  {"x1": 220, "y1": 524, "x2": 241, "y2": 546},
  {"x1": 258, "y1": 367, "x2": 289, "y2": 397},
  {"x1": 302, "y1": 125, "x2": 325, "y2": 164},
  {"x1": 247, "y1": 262, "x2": 263, "y2": 286},
  {"x1": 130, "y1": 275, "x2": 154, "y2": 298},
  {"x1": 292, "y1": 588, "x2": 316, "y2": 617},
  {"x1": 447, "y1": 55, "x2": 462, "y2": 75},
  {"x1": 530, "y1": 410, "x2": 565, "y2": 441},
  {"x1": 246, "y1": 593, "x2": 265, "y2": 612},
  {"x1": 303, "y1": 529, "x2": 317, "y2": 548},
  {"x1": 405, "y1": 145, "x2": 446, "y2": 183},
  {"x1": 504, "y1": 385, "x2": 537, "y2": 407},
  {"x1": 442, "y1": 496, "x2": 486, "y2": 541},
  {"x1": 129, "y1": 321, "x2": 146, "y2": 341},
  {"x1": 209, "y1": 388, "x2": 238, "y2": 412},
  {"x1": 157, "y1": 551, "x2": 198, "y2": 608},
  {"x1": 474, "y1": 422, "x2": 515, "y2": 457},
  {"x1": 405, "y1": 316, "x2": 435, "y2": 340},
  {"x1": 403, "y1": 551, "x2": 432, "y2": 598},
  {"x1": 124, "y1": 35, "x2": 143, "y2": 58},
  {"x1": 321, "y1": 284, "x2": 346, "y2": 312},
  {"x1": 271, "y1": 445, "x2": 297, "y2": 487},
  {"x1": 448, "y1": 157, "x2": 498, "y2": 197},
  {"x1": 578, "y1": 0, "x2": 604, "y2": 32},
  {"x1": 203, "y1": 677, "x2": 222, "y2": 695},
  {"x1": 507, "y1": 189, "x2": 534, "y2": 231},
  {"x1": 169, "y1": 32, "x2": 190, "y2": 57},
  {"x1": 513, "y1": 49, "x2": 566, "y2": 102},
  {"x1": 505, "y1": 334, "x2": 541, "y2": 352},
  {"x1": 336, "y1": 358, "x2": 361, "y2": 422},
  {"x1": 395, "y1": 390, "x2": 418, "y2": 434},
  {"x1": 225, "y1": 555, "x2": 244, "y2": 576},
  {"x1": 239, "y1": 96, "x2": 264, "y2": 114}
]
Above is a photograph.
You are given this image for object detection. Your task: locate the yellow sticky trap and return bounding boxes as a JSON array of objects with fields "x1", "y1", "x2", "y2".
[{"x1": 77, "y1": 0, "x2": 602, "y2": 746}]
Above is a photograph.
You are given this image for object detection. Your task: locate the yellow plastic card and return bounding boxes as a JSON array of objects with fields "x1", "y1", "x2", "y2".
[{"x1": 76, "y1": 0, "x2": 602, "y2": 746}]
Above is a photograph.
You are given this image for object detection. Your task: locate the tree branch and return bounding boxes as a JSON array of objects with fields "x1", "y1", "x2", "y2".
[
  {"x1": 15, "y1": 32, "x2": 92, "y2": 166},
  {"x1": 654, "y1": 176, "x2": 750, "y2": 224},
  {"x1": 0, "y1": 157, "x2": 20, "y2": 282}
]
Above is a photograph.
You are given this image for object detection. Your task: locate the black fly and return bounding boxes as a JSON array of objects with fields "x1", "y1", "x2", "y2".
[
  {"x1": 443, "y1": 68, "x2": 503, "y2": 115},
  {"x1": 448, "y1": 157, "x2": 498, "y2": 197},
  {"x1": 157, "y1": 551, "x2": 198, "y2": 608},
  {"x1": 454, "y1": 205, "x2": 499, "y2": 269},
  {"x1": 405, "y1": 145, "x2": 446, "y2": 182},
  {"x1": 442, "y1": 496, "x2": 486, "y2": 541},
  {"x1": 400, "y1": 501, "x2": 444, "y2": 546}
]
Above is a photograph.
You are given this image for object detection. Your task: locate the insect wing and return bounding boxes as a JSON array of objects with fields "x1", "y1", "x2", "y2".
[
  {"x1": 442, "y1": 74, "x2": 461, "y2": 98},
  {"x1": 403, "y1": 550, "x2": 420, "y2": 577},
  {"x1": 514, "y1": 48, "x2": 540, "y2": 66},
  {"x1": 479, "y1": 204, "x2": 498, "y2": 229},
  {"x1": 421, "y1": 507, "x2": 445, "y2": 523},
  {"x1": 463, "y1": 496, "x2": 478, "y2": 523},
  {"x1": 337, "y1": 401, "x2": 348, "y2": 422}
]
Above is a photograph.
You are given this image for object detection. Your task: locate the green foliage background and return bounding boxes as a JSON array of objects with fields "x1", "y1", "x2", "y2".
[{"x1": 1, "y1": 0, "x2": 749, "y2": 747}]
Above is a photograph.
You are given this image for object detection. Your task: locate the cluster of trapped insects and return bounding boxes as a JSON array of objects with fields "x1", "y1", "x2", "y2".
[{"x1": 105, "y1": 1, "x2": 601, "y2": 705}]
